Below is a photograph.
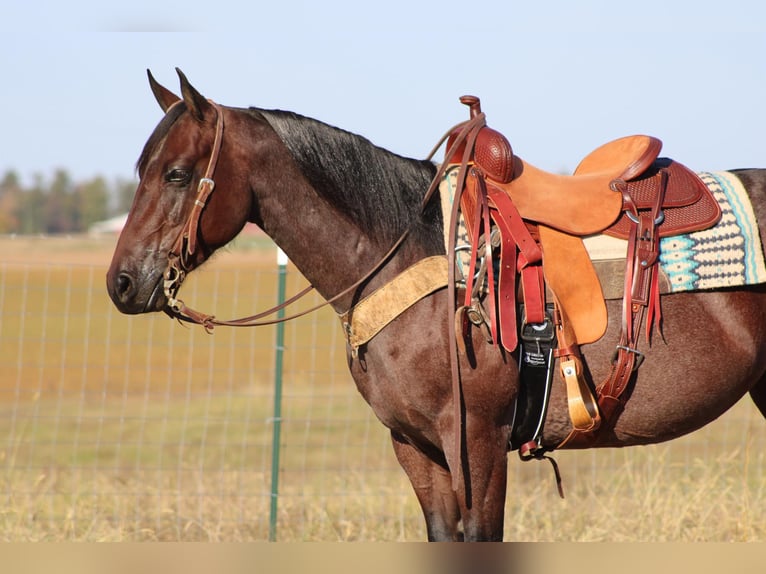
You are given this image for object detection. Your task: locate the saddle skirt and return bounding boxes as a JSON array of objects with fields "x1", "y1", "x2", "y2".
[{"x1": 584, "y1": 170, "x2": 766, "y2": 294}]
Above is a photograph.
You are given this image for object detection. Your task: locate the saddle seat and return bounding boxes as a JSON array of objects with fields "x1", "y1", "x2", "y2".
[{"x1": 502, "y1": 135, "x2": 662, "y2": 236}]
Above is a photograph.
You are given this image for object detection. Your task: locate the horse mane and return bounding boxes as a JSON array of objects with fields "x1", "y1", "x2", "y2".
[
  {"x1": 252, "y1": 108, "x2": 444, "y2": 251},
  {"x1": 135, "y1": 103, "x2": 444, "y2": 253}
]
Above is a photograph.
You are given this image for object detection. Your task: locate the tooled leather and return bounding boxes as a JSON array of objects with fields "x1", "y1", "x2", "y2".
[
  {"x1": 474, "y1": 127, "x2": 514, "y2": 183},
  {"x1": 606, "y1": 159, "x2": 721, "y2": 239},
  {"x1": 446, "y1": 125, "x2": 515, "y2": 184},
  {"x1": 621, "y1": 158, "x2": 703, "y2": 208}
]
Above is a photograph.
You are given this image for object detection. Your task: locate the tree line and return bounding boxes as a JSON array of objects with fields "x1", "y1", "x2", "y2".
[{"x1": 0, "y1": 169, "x2": 137, "y2": 235}]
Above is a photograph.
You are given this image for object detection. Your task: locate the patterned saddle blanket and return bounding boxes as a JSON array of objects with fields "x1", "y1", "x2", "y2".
[{"x1": 582, "y1": 170, "x2": 766, "y2": 293}]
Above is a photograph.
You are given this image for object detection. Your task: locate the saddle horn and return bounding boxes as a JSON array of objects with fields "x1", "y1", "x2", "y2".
[{"x1": 458, "y1": 95, "x2": 515, "y2": 184}]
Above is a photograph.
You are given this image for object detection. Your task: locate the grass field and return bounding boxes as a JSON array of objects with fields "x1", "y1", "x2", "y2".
[{"x1": 1, "y1": 235, "x2": 766, "y2": 541}]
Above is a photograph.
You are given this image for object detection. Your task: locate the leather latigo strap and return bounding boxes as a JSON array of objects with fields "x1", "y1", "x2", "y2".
[
  {"x1": 484, "y1": 179, "x2": 545, "y2": 347},
  {"x1": 558, "y1": 166, "x2": 673, "y2": 448},
  {"x1": 459, "y1": 168, "x2": 547, "y2": 353}
]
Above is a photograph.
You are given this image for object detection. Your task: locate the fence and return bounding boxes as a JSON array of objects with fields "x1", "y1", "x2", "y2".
[
  {"x1": 1, "y1": 235, "x2": 766, "y2": 541},
  {"x1": 0, "y1": 235, "x2": 424, "y2": 541}
]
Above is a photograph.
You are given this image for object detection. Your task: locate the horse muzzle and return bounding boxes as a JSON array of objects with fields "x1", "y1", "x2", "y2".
[{"x1": 106, "y1": 267, "x2": 166, "y2": 315}]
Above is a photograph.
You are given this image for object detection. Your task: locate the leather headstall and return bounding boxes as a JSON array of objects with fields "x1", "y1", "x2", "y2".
[{"x1": 163, "y1": 99, "x2": 225, "y2": 317}]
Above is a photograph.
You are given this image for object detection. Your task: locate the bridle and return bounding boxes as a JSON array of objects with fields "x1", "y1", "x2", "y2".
[
  {"x1": 162, "y1": 99, "x2": 225, "y2": 317},
  {"x1": 160, "y1": 100, "x2": 476, "y2": 331},
  {"x1": 161, "y1": 99, "x2": 325, "y2": 330}
]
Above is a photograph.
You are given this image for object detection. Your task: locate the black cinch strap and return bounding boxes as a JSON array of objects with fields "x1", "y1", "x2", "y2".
[
  {"x1": 510, "y1": 303, "x2": 556, "y2": 454},
  {"x1": 510, "y1": 303, "x2": 565, "y2": 498}
]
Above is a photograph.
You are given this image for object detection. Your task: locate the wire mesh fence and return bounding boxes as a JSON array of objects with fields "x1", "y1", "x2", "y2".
[
  {"x1": 1, "y1": 234, "x2": 766, "y2": 541},
  {"x1": 0, "y1": 235, "x2": 421, "y2": 540}
]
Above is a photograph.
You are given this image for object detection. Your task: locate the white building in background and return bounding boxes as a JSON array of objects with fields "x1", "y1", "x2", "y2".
[{"x1": 88, "y1": 213, "x2": 128, "y2": 236}]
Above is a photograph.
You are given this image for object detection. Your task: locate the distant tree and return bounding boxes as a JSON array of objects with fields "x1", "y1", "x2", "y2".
[
  {"x1": 75, "y1": 176, "x2": 109, "y2": 230},
  {"x1": 18, "y1": 177, "x2": 46, "y2": 234},
  {"x1": 0, "y1": 170, "x2": 20, "y2": 190},
  {"x1": 0, "y1": 170, "x2": 22, "y2": 233},
  {"x1": 0, "y1": 169, "x2": 139, "y2": 235},
  {"x1": 43, "y1": 169, "x2": 76, "y2": 234}
]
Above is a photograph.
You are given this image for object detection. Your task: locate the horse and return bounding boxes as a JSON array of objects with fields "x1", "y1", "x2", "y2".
[{"x1": 106, "y1": 69, "x2": 766, "y2": 541}]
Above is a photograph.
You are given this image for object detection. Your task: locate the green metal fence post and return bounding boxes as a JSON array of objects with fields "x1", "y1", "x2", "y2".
[{"x1": 268, "y1": 247, "x2": 288, "y2": 541}]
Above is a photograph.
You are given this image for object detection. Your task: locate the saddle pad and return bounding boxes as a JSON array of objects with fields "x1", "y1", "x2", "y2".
[
  {"x1": 440, "y1": 164, "x2": 472, "y2": 277},
  {"x1": 584, "y1": 171, "x2": 766, "y2": 292},
  {"x1": 660, "y1": 171, "x2": 766, "y2": 291}
]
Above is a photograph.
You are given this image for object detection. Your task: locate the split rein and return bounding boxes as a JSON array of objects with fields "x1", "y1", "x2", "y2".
[{"x1": 162, "y1": 99, "x2": 486, "y2": 332}]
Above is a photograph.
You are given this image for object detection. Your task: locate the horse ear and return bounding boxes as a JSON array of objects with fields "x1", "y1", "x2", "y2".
[
  {"x1": 176, "y1": 67, "x2": 212, "y2": 122},
  {"x1": 147, "y1": 69, "x2": 180, "y2": 113}
]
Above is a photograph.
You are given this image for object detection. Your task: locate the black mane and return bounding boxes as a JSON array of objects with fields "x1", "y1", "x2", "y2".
[
  {"x1": 253, "y1": 108, "x2": 444, "y2": 252},
  {"x1": 136, "y1": 103, "x2": 444, "y2": 253}
]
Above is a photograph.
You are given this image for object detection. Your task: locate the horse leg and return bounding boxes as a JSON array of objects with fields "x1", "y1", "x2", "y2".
[
  {"x1": 390, "y1": 430, "x2": 462, "y2": 541},
  {"x1": 391, "y1": 423, "x2": 509, "y2": 542},
  {"x1": 456, "y1": 418, "x2": 509, "y2": 542}
]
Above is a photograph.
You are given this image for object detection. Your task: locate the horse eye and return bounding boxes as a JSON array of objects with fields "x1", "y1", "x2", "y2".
[{"x1": 165, "y1": 168, "x2": 191, "y2": 184}]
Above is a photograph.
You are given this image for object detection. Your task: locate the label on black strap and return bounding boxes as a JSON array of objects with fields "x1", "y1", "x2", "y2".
[{"x1": 510, "y1": 304, "x2": 557, "y2": 451}]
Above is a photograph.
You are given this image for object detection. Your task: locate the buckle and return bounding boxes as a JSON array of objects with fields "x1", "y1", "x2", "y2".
[
  {"x1": 519, "y1": 313, "x2": 556, "y2": 365},
  {"x1": 198, "y1": 177, "x2": 215, "y2": 193},
  {"x1": 519, "y1": 439, "x2": 543, "y2": 461},
  {"x1": 611, "y1": 344, "x2": 645, "y2": 370},
  {"x1": 465, "y1": 305, "x2": 485, "y2": 326},
  {"x1": 520, "y1": 314, "x2": 555, "y2": 344}
]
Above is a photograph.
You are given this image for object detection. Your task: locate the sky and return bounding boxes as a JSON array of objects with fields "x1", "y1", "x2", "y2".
[{"x1": 2, "y1": 1, "x2": 765, "y2": 188}]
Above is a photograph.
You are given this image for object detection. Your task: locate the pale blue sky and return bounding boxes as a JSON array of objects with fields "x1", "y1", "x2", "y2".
[{"x1": 3, "y1": 1, "x2": 764, "y2": 186}]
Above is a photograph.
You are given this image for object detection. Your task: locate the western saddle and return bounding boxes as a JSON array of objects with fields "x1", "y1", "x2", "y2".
[{"x1": 442, "y1": 96, "x2": 721, "y2": 454}]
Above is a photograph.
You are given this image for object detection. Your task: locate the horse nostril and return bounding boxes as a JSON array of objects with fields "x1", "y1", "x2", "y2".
[{"x1": 116, "y1": 272, "x2": 135, "y2": 301}]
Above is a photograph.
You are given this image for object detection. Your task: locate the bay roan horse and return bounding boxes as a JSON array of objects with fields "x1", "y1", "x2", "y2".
[{"x1": 107, "y1": 69, "x2": 766, "y2": 541}]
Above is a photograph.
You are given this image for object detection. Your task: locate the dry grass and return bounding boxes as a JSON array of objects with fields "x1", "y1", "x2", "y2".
[
  {"x1": 2, "y1": 408, "x2": 765, "y2": 542},
  {"x1": 1, "y1": 235, "x2": 766, "y2": 541},
  {"x1": 506, "y1": 436, "x2": 766, "y2": 541}
]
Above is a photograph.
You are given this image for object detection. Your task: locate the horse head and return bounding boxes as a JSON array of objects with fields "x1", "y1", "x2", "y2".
[{"x1": 106, "y1": 69, "x2": 254, "y2": 315}]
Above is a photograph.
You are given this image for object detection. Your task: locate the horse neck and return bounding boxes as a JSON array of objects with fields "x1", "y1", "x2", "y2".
[
  {"x1": 256, "y1": 177, "x2": 385, "y2": 308},
  {"x1": 240, "y1": 113, "x2": 433, "y2": 310}
]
